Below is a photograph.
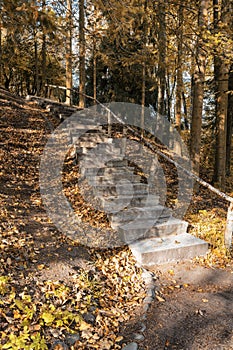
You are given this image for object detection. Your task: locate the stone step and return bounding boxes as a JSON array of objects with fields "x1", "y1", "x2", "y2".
[
  {"x1": 80, "y1": 158, "x2": 128, "y2": 168},
  {"x1": 129, "y1": 233, "x2": 209, "y2": 266},
  {"x1": 118, "y1": 218, "x2": 188, "y2": 244},
  {"x1": 78, "y1": 134, "x2": 113, "y2": 144},
  {"x1": 78, "y1": 141, "x2": 99, "y2": 148},
  {"x1": 110, "y1": 205, "x2": 171, "y2": 225},
  {"x1": 99, "y1": 193, "x2": 151, "y2": 213},
  {"x1": 96, "y1": 180, "x2": 148, "y2": 191},
  {"x1": 87, "y1": 173, "x2": 142, "y2": 186},
  {"x1": 71, "y1": 123, "x2": 102, "y2": 129},
  {"x1": 94, "y1": 182, "x2": 148, "y2": 197},
  {"x1": 106, "y1": 159, "x2": 129, "y2": 167},
  {"x1": 86, "y1": 142, "x2": 123, "y2": 153},
  {"x1": 81, "y1": 166, "x2": 135, "y2": 177},
  {"x1": 131, "y1": 194, "x2": 160, "y2": 207},
  {"x1": 72, "y1": 134, "x2": 112, "y2": 144},
  {"x1": 77, "y1": 144, "x2": 123, "y2": 156}
]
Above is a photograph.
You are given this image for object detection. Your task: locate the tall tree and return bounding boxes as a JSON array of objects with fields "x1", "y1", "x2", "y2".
[
  {"x1": 175, "y1": 4, "x2": 184, "y2": 131},
  {"x1": 226, "y1": 65, "x2": 233, "y2": 176},
  {"x1": 190, "y1": 0, "x2": 209, "y2": 176},
  {"x1": 0, "y1": 9, "x2": 2, "y2": 87},
  {"x1": 213, "y1": 0, "x2": 231, "y2": 189},
  {"x1": 41, "y1": 0, "x2": 47, "y2": 96},
  {"x1": 157, "y1": 0, "x2": 167, "y2": 116},
  {"x1": 66, "y1": 0, "x2": 73, "y2": 105},
  {"x1": 79, "y1": 0, "x2": 85, "y2": 108}
]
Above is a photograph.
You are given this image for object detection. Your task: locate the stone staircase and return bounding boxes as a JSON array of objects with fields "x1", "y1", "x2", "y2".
[
  {"x1": 29, "y1": 97, "x2": 208, "y2": 266},
  {"x1": 71, "y1": 126, "x2": 209, "y2": 267}
]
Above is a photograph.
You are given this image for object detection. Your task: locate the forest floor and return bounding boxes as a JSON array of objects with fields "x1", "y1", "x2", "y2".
[{"x1": 0, "y1": 88, "x2": 233, "y2": 349}]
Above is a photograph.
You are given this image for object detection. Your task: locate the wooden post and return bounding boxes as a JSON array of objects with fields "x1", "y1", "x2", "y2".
[{"x1": 225, "y1": 202, "x2": 233, "y2": 249}]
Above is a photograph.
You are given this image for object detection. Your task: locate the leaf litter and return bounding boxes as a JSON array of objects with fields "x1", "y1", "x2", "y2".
[{"x1": 0, "y1": 89, "x2": 146, "y2": 349}]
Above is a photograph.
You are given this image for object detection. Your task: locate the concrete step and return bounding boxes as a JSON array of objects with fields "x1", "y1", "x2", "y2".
[
  {"x1": 110, "y1": 205, "x2": 171, "y2": 226},
  {"x1": 69, "y1": 124, "x2": 102, "y2": 130},
  {"x1": 80, "y1": 165, "x2": 128, "y2": 177},
  {"x1": 132, "y1": 194, "x2": 160, "y2": 207},
  {"x1": 118, "y1": 218, "x2": 188, "y2": 244},
  {"x1": 106, "y1": 159, "x2": 129, "y2": 167},
  {"x1": 94, "y1": 182, "x2": 148, "y2": 197},
  {"x1": 88, "y1": 142, "x2": 123, "y2": 153},
  {"x1": 80, "y1": 158, "x2": 128, "y2": 168},
  {"x1": 129, "y1": 233, "x2": 209, "y2": 266},
  {"x1": 78, "y1": 141, "x2": 99, "y2": 148},
  {"x1": 77, "y1": 144, "x2": 122, "y2": 156},
  {"x1": 78, "y1": 134, "x2": 113, "y2": 144},
  {"x1": 99, "y1": 193, "x2": 152, "y2": 213},
  {"x1": 95, "y1": 187, "x2": 148, "y2": 198},
  {"x1": 81, "y1": 166, "x2": 135, "y2": 177},
  {"x1": 74, "y1": 136, "x2": 113, "y2": 146},
  {"x1": 87, "y1": 173, "x2": 142, "y2": 186}
]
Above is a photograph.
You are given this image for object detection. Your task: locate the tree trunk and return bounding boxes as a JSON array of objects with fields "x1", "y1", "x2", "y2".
[
  {"x1": 182, "y1": 92, "x2": 189, "y2": 129},
  {"x1": 0, "y1": 14, "x2": 2, "y2": 86},
  {"x1": 34, "y1": 31, "x2": 40, "y2": 95},
  {"x1": 79, "y1": 0, "x2": 85, "y2": 108},
  {"x1": 141, "y1": 61, "x2": 146, "y2": 136},
  {"x1": 66, "y1": 0, "x2": 73, "y2": 105},
  {"x1": 175, "y1": 4, "x2": 184, "y2": 132},
  {"x1": 213, "y1": 0, "x2": 230, "y2": 189},
  {"x1": 226, "y1": 65, "x2": 233, "y2": 176},
  {"x1": 190, "y1": 0, "x2": 209, "y2": 176},
  {"x1": 41, "y1": 0, "x2": 46, "y2": 97},
  {"x1": 157, "y1": 0, "x2": 166, "y2": 116},
  {"x1": 93, "y1": 35, "x2": 97, "y2": 103}
]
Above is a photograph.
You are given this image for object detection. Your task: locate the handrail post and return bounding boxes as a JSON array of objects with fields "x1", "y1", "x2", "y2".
[
  {"x1": 107, "y1": 109, "x2": 111, "y2": 136},
  {"x1": 225, "y1": 202, "x2": 233, "y2": 249}
]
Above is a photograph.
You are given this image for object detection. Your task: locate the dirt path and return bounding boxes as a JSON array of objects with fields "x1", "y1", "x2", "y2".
[{"x1": 138, "y1": 261, "x2": 233, "y2": 350}]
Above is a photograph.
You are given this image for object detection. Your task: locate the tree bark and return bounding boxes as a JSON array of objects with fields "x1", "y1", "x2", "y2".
[
  {"x1": 190, "y1": 0, "x2": 209, "y2": 176},
  {"x1": 93, "y1": 33, "x2": 97, "y2": 103},
  {"x1": 34, "y1": 31, "x2": 40, "y2": 95},
  {"x1": 213, "y1": 0, "x2": 230, "y2": 189},
  {"x1": 0, "y1": 13, "x2": 2, "y2": 86},
  {"x1": 66, "y1": 0, "x2": 73, "y2": 105},
  {"x1": 226, "y1": 65, "x2": 233, "y2": 176},
  {"x1": 175, "y1": 4, "x2": 184, "y2": 132},
  {"x1": 79, "y1": 0, "x2": 85, "y2": 108},
  {"x1": 41, "y1": 0, "x2": 47, "y2": 97},
  {"x1": 157, "y1": 0, "x2": 166, "y2": 117}
]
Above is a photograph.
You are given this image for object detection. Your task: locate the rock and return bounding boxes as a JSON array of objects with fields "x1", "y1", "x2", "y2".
[
  {"x1": 122, "y1": 342, "x2": 138, "y2": 350},
  {"x1": 65, "y1": 333, "x2": 80, "y2": 346},
  {"x1": 52, "y1": 340, "x2": 69, "y2": 349},
  {"x1": 83, "y1": 312, "x2": 96, "y2": 324},
  {"x1": 133, "y1": 333, "x2": 145, "y2": 341},
  {"x1": 139, "y1": 322, "x2": 146, "y2": 332}
]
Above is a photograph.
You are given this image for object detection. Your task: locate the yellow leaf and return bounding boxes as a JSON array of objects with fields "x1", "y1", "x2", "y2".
[
  {"x1": 41, "y1": 312, "x2": 55, "y2": 324},
  {"x1": 156, "y1": 295, "x2": 165, "y2": 302},
  {"x1": 79, "y1": 321, "x2": 91, "y2": 331},
  {"x1": 13, "y1": 310, "x2": 21, "y2": 319},
  {"x1": 37, "y1": 264, "x2": 45, "y2": 270},
  {"x1": 115, "y1": 336, "x2": 124, "y2": 342}
]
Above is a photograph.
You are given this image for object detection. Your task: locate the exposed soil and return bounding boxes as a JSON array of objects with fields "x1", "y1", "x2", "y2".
[{"x1": 122, "y1": 261, "x2": 233, "y2": 350}]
